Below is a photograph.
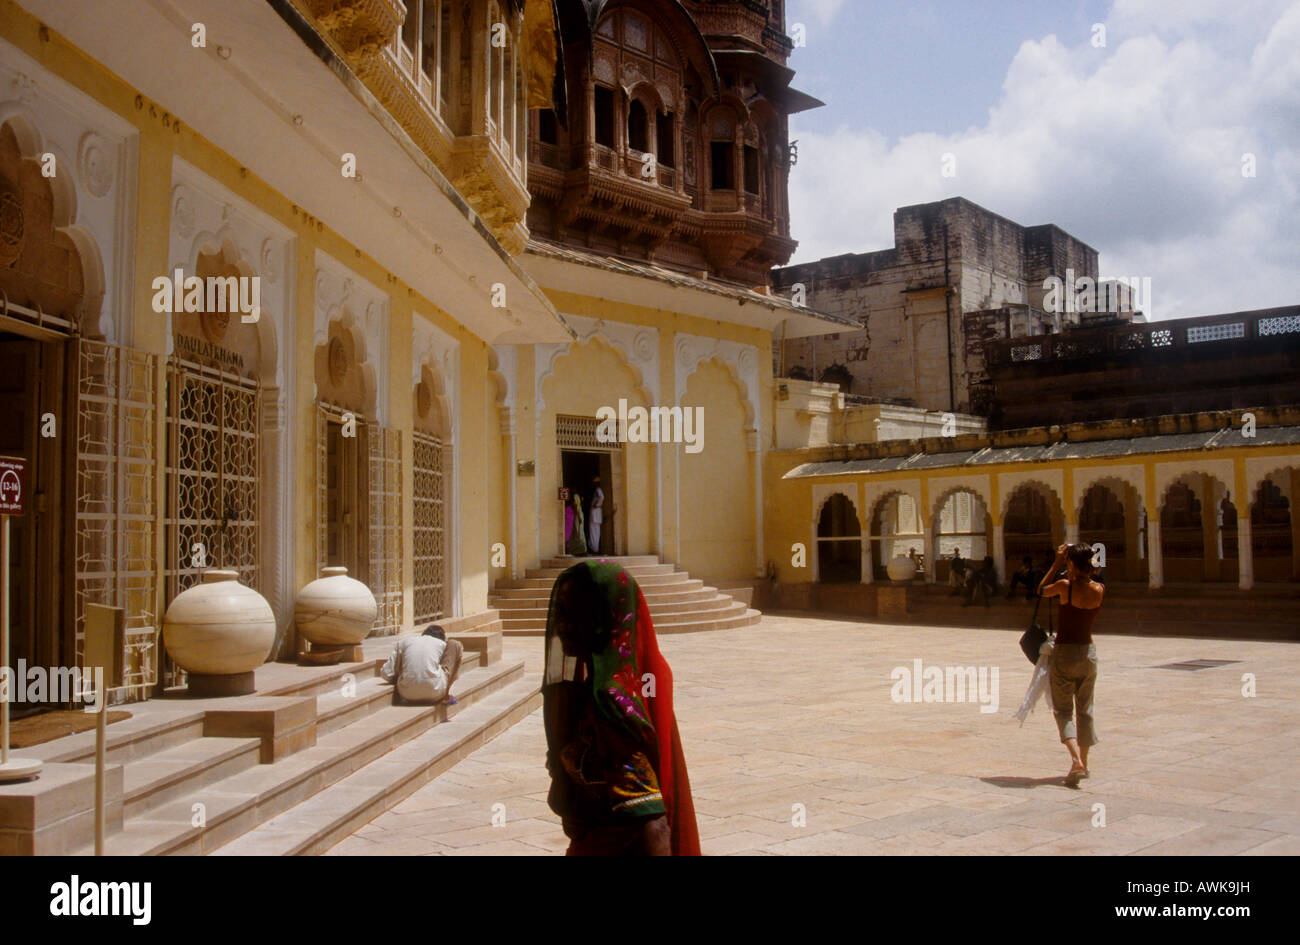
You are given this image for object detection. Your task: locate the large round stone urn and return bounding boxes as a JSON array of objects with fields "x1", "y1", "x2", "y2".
[
  {"x1": 162, "y1": 570, "x2": 276, "y2": 697},
  {"x1": 294, "y1": 566, "x2": 377, "y2": 661},
  {"x1": 886, "y1": 555, "x2": 918, "y2": 583}
]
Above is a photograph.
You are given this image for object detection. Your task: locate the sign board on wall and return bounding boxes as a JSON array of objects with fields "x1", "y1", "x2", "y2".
[{"x1": 0, "y1": 456, "x2": 26, "y2": 516}]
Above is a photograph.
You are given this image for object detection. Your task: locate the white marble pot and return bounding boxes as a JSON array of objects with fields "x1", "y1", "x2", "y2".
[
  {"x1": 886, "y1": 555, "x2": 918, "y2": 583},
  {"x1": 294, "y1": 566, "x2": 378, "y2": 646},
  {"x1": 162, "y1": 570, "x2": 276, "y2": 676}
]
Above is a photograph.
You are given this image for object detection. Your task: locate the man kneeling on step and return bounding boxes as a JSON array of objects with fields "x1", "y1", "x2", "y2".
[{"x1": 380, "y1": 624, "x2": 463, "y2": 706}]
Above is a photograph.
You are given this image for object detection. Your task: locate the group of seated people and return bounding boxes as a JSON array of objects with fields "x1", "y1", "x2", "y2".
[{"x1": 948, "y1": 551, "x2": 1057, "y2": 605}]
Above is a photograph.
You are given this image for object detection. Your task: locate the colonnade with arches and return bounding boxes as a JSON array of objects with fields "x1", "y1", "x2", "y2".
[{"x1": 809, "y1": 458, "x2": 1300, "y2": 589}]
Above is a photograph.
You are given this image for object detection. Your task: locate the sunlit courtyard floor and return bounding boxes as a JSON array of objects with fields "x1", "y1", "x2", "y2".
[{"x1": 324, "y1": 614, "x2": 1300, "y2": 856}]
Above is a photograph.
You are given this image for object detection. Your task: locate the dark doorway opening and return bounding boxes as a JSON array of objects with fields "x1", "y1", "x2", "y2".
[
  {"x1": 0, "y1": 331, "x2": 70, "y2": 715},
  {"x1": 561, "y1": 449, "x2": 614, "y2": 556}
]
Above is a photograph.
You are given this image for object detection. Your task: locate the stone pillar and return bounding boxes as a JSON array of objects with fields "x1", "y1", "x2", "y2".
[
  {"x1": 992, "y1": 523, "x2": 1006, "y2": 585},
  {"x1": 1238, "y1": 516, "x2": 1254, "y2": 590},
  {"x1": 1147, "y1": 512, "x2": 1164, "y2": 589},
  {"x1": 923, "y1": 520, "x2": 937, "y2": 584},
  {"x1": 1065, "y1": 521, "x2": 1078, "y2": 546},
  {"x1": 861, "y1": 536, "x2": 873, "y2": 585},
  {"x1": 1202, "y1": 478, "x2": 1221, "y2": 581},
  {"x1": 1124, "y1": 499, "x2": 1143, "y2": 582}
]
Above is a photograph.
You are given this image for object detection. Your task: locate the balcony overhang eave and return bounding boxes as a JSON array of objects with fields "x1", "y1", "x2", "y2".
[{"x1": 23, "y1": 0, "x2": 574, "y2": 345}]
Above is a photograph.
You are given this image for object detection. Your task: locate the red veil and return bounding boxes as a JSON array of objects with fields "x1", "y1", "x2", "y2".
[
  {"x1": 634, "y1": 586, "x2": 701, "y2": 856},
  {"x1": 543, "y1": 560, "x2": 700, "y2": 856}
]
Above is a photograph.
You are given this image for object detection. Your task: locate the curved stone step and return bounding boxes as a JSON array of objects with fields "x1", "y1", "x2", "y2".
[{"x1": 213, "y1": 676, "x2": 542, "y2": 856}]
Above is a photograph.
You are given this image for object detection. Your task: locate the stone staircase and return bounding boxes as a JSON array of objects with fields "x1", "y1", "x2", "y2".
[
  {"x1": 490, "y1": 555, "x2": 762, "y2": 635},
  {"x1": 4, "y1": 612, "x2": 539, "y2": 856},
  {"x1": 892, "y1": 582, "x2": 1300, "y2": 641}
]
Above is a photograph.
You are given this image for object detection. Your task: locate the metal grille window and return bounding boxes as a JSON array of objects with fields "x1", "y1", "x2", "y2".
[
  {"x1": 315, "y1": 404, "x2": 403, "y2": 637},
  {"x1": 75, "y1": 339, "x2": 159, "y2": 697},
  {"x1": 412, "y1": 430, "x2": 445, "y2": 625},
  {"x1": 163, "y1": 358, "x2": 259, "y2": 600},
  {"x1": 557, "y1": 414, "x2": 620, "y2": 451},
  {"x1": 368, "y1": 425, "x2": 403, "y2": 636},
  {"x1": 1187, "y1": 322, "x2": 1245, "y2": 343},
  {"x1": 162, "y1": 358, "x2": 259, "y2": 689}
]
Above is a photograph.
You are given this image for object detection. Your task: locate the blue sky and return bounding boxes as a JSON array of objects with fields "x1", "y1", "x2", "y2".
[{"x1": 783, "y1": 0, "x2": 1300, "y2": 320}]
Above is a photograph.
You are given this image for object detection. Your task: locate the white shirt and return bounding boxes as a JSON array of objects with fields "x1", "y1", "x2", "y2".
[
  {"x1": 380, "y1": 635, "x2": 449, "y2": 702},
  {"x1": 590, "y1": 486, "x2": 604, "y2": 522}
]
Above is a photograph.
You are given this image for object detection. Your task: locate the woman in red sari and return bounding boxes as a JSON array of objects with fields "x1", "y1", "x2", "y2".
[{"x1": 543, "y1": 560, "x2": 700, "y2": 855}]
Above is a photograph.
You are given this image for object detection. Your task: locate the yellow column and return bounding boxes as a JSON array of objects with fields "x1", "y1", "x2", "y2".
[
  {"x1": 1234, "y1": 457, "x2": 1253, "y2": 589},
  {"x1": 1144, "y1": 460, "x2": 1162, "y2": 588},
  {"x1": 390, "y1": 292, "x2": 415, "y2": 633},
  {"x1": 293, "y1": 228, "x2": 319, "y2": 641},
  {"x1": 989, "y1": 474, "x2": 1004, "y2": 584},
  {"x1": 460, "y1": 341, "x2": 489, "y2": 615},
  {"x1": 1063, "y1": 465, "x2": 1077, "y2": 545},
  {"x1": 515, "y1": 344, "x2": 537, "y2": 572}
]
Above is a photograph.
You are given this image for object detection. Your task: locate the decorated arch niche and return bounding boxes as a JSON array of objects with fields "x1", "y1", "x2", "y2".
[
  {"x1": 161, "y1": 229, "x2": 284, "y2": 666},
  {"x1": 315, "y1": 307, "x2": 377, "y2": 419},
  {"x1": 171, "y1": 236, "x2": 275, "y2": 383},
  {"x1": 0, "y1": 116, "x2": 100, "y2": 334}
]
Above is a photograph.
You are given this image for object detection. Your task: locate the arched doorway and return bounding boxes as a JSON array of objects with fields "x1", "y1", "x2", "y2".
[
  {"x1": 817, "y1": 493, "x2": 862, "y2": 584},
  {"x1": 1078, "y1": 482, "x2": 1140, "y2": 582},
  {"x1": 1251, "y1": 474, "x2": 1296, "y2": 583},
  {"x1": 0, "y1": 117, "x2": 86, "y2": 706},
  {"x1": 933, "y1": 489, "x2": 990, "y2": 581},
  {"x1": 1160, "y1": 476, "x2": 1233, "y2": 583},
  {"x1": 1004, "y1": 484, "x2": 1062, "y2": 570},
  {"x1": 314, "y1": 301, "x2": 402, "y2": 637},
  {"x1": 870, "y1": 492, "x2": 923, "y2": 578}
]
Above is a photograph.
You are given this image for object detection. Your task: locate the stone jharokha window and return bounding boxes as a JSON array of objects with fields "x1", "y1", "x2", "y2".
[
  {"x1": 711, "y1": 140, "x2": 734, "y2": 189},
  {"x1": 656, "y1": 111, "x2": 675, "y2": 167},
  {"x1": 387, "y1": 0, "x2": 526, "y2": 173},
  {"x1": 394, "y1": 0, "x2": 444, "y2": 108},
  {"x1": 538, "y1": 108, "x2": 558, "y2": 145},
  {"x1": 594, "y1": 86, "x2": 616, "y2": 147},
  {"x1": 628, "y1": 99, "x2": 649, "y2": 152},
  {"x1": 744, "y1": 144, "x2": 760, "y2": 194}
]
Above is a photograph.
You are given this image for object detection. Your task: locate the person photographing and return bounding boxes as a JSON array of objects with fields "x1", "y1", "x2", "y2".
[{"x1": 1036, "y1": 543, "x2": 1105, "y2": 787}]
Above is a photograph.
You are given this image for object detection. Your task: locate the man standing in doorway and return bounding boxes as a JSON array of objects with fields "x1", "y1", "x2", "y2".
[{"x1": 588, "y1": 475, "x2": 604, "y2": 555}]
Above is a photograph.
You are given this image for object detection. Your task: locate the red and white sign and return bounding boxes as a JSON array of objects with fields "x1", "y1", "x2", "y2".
[{"x1": 0, "y1": 455, "x2": 26, "y2": 516}]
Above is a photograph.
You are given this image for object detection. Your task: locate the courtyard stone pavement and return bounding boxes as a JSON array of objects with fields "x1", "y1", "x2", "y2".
[{"x1": 325, "y1": 613, "x2": 1300, "y2": 855}]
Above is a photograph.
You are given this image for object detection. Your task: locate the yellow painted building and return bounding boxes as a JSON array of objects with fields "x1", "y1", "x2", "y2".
[{"x1": 0, "y1": 0, "x2": 842, "y2": 705}]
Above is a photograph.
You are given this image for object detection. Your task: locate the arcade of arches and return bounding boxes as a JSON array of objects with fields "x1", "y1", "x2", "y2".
[{"x1": 784, "y1": 455, "x2": 1300, "y2": 590}]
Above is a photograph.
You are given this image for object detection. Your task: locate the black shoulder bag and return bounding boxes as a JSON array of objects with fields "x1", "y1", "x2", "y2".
[{"x1": 1018, "y1": 591, "x2": 1055, "y2": 664}]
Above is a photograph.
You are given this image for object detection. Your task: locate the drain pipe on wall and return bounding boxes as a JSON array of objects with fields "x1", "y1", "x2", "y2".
[{"x1": 944, "y1": 220, "x2": 956, "y2": 413}]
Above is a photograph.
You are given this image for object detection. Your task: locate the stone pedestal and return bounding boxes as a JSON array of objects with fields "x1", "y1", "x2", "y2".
[
  {"x1": 186, "y1": 671, "x2": 255, "y2": 698},
  {"x1": 877, "y1": 585, "x2": 909, "y2": 617},
  {"x1": 0, "y1": 762, "x2": 123, "y2": 855}
]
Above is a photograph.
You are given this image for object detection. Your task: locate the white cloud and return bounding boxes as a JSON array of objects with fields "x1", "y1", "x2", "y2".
[
  {"x1": 787, "y1": 1, "x2": 1300, "y2": 320},
  {"x1": 793, "y1": 0, "x2": 848, "y2": 28}
]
